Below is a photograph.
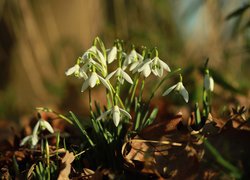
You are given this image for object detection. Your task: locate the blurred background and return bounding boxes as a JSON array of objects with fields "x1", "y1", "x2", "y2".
[{"x1": 0, "y1": 0, "x2": 249, "y2": 123}]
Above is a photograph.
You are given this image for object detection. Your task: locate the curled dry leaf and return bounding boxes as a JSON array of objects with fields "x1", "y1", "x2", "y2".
[{"x1": 58, "y1": 151, "x2": 75, "y2": 180}]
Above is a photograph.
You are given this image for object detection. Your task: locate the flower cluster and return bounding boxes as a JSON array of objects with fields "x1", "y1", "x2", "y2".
[{"x1": 65, "y1": 37, "x2": 188, "y2": 126}]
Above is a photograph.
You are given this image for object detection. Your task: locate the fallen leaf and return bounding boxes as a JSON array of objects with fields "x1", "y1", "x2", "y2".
[{"x1": 58, "y1": 151, "x2": 75, "y2": 180}]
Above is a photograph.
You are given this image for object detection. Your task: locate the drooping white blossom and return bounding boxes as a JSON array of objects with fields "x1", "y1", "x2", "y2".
[
  {"x1": 106, "y1": 67, "x2": 133, "y2": 84},
  {"x1": 65, "y1": 64, "x2": 88, "y2": 79},
  {"x1": 81, "y1": 72, "x2": 111, "y2": 93},
  {"x1": 204, "y1": 74, "x2": 214, "y2": 91},
  {"x1": 107, "y1": 46, "x2": 118, "y2": 64},
  {"x1": 97, "y1": 105, "x2": 132, "y2": 127},
  {"x1": 20, "y1": 134, "x2": 39, "y2": 147},
  {"x1": 163, "y1": 81, "x2": 189, "y2": 103},
  {"x1": 151, "y1": 56, "x2": 171, "y2": 77},
  {"x1": 33, "y1": 119, "x2": 54, "y2": 135},
  {"x1": 20, "y1": 118, "x2": 54, "y2": 147}
]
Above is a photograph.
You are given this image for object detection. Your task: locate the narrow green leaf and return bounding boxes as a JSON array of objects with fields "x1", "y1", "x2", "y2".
[
  {"x1": 204, "y1": 139, "x2": 242, "y2": 179},
  {"x1": 194, "y1": 103, "x2": 201, "y2": 126},
  {"x1": 143, "y1": 108, "x2": 158, "y2": 128},
  {"x1": 225, "y1": 3, "x2": 250, "y2": 20},
  {"x1": 69, "y1": 111, "x2": 94, "y2": 147}
]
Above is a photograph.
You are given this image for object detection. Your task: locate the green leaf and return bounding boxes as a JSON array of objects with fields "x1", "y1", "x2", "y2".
[
  {"x1": 225, "y1": 3, "x2": 250, "y2": 20},
  {"x1": 204, "y1": 139, "x2": 242, "y2": 179},
  {"x1": 69, "y1": 111, "x2": 94, "y2": 147},
  {"x1": 143, "y1": 108, "x2": 158, "y2": 128}
]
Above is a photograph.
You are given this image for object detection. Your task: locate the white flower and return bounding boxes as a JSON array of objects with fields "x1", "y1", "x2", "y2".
[
  {"x1": 97, "y1": 105, "x2": 132, "y2": 127},
  {"x1": 33, "y1": 119, "x2": 54, "y2": 135},
  {"x1": 82, "y1": 46, "x2": 98, "y2": 60},
  {"x1": 123, "y1": 49, "x2": 142, "y2": 69},
  {"x1": 65, "y1": 64, "x2": 88, "y2": 79},
  {"x1": 107, "y1": 46, "x2": 117, "y2": 64},
  {"x1": 83, "y1": 45, "x2": 107, "y2": 68},
  {"x1": 162, "y1": 81, "x2": 189, "y2": 103},
  {"x1": 204, "y1": 74, "x2": 214, "y2": 91},
  {"x1": 106, "y1": 67, "x2": 133, "y2": 84},
  {"x1": 20, "y1": 134, "x2": 39, "y2": 147},
  {"x1": 20, "y1": 118, "x2": 54, "y2": 147},
  {"x1": 151, "y1": 57, "x2": 171, "y2": 77},
  {"x1": 81, "y1": 72, "x2": 111, "y2": 92},
  {"x1": 65, "y1": 64, "x2": 80, "y2": 76},
  {"x1": 81, "y1": 58, "x2": 104, "y2": 76},
  {"x1": 134, "y1": 58, "x2": 152, "y2": 78}
]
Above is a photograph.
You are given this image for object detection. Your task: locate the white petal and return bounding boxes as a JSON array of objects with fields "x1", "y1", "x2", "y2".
[
  {"x1": 108, "y1": 46, "x2": 117, "y2": 64},
  {"x1": 130, "y1": 61, "x2": 140, "y2": 72},
  {"x1": 204, "y1": 74, "x2": 214, "y2": 91},
  {"x1": 158, "y1": 67, "x2": 164, "y2": 77},
  {"x1": 31, "y1": 134, "x2": 39, "y2": 147},
  {"x1": 162, "y1": 84, "x2": 178, "y2": 96},
  {"x1": 119, "y1": 108, "x2": 132, "y2": 119},
  {"x1": 209, "y1": 77, "x2": 214, "y2": 91},
  {"x1": 179, "y1": 84, "x2": 189, "y2": 103},
  {"x1": 89, "y1": 73, "x2": 98, "y2": 88},
  {"x1": 65, "y1": 65, "x2": 79, "y2": 76},
  {"x1": 20, "y1": 135, "x2": 32, "y2": 146},
  {"x1": 97, "y1": 50, "x2": 106, "y2": 66},
  {"x1": 98, "y1": 75, "x2": 112, "y2": 92},
  {"x1": 97, "y1": 109, "x2": 112, "y2": 121},
  {"x1": 89, "y1": 46, "x2": 98, "y2": 53},
  {"x1": 142, "y1": 65, "x2": 151, "y2": 77},
  {"x1": 81, "y1": 79, "x2": 90, "y2": 92},
  {"x1": 33, "y1": 120, "x2": 40, "y2": 135},
  {"x1": 113, "y1": 106, "x2": 120, "y2": 127},
  {"x1": 138, "y1": 59, "x2": 153, "y2": 75},
  {"x1": 137, "y1": 53, "x2": 143, "y2": 61},
  {"x1": 40, "y1": 120, "x2": 54, "y2": 133},
  {"x1": 106, "y1": 69, "x2": 118, "y2": 80},
  {"x1": 152, "y1": 68, "x2": 158, "y2": 76},
  {"x1": 120, "y1": 70, "x2": 133, "y2": 84},
  {"x1": 159, "y1": 59, "x2": 171, "y2": 72},
  {"x1": 79, "y1": 69, "x2": 88, "y2": 79}
]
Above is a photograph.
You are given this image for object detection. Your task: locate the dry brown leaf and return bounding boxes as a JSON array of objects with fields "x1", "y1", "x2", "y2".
[{"x1": 58, "y1": 151, "x2": 75, "y2": 180}]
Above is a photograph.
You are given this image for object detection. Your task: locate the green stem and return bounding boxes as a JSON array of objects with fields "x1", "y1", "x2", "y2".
[
  {"x1": 89, "y1": 89, "x2": 94, "y2": 118},
  {"x1": 127, "y1": 75, "x2": 140, "y2": 111},
  {"x1": 138, "y1": 78, "x2": 145, "y2": 103},
  {"x1": 36, "y1": 107, "x2": 73, "y2": 125}
]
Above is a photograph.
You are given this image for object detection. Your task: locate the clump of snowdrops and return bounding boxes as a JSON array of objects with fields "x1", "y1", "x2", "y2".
[{"x1": 62, "y1": 37, "x2": 189, "y2": 169}]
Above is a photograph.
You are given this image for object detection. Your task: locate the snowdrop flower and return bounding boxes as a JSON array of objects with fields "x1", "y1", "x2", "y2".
[
  {"x1": 20, "y1": 118, "x2": 54, "y2": 147},
  {"x1": 82, "y1": 46, "x2": 98, "y2": 60},
  {"x1": 80, "y1": 58, "x2": 104, "y2": 76},
  {"x1": 97, "y1": 105, "x2": 132, "y2": 127},
  {"x1": 106, "y1": 67, "x2": 133, "y2": 84},
  {"x1": 162, "y1": 81, "x2": 189, "y2": 103},
  {"x1": 151, "y1": 56, "x2": 171, "y2": 77},
  {"x1": 20, "y1": 134, "x2": 39, "y2": 147},
  {"x1": 65, "y1": 64, "x2": 80, "y2": 76},
  {"x1": 65, "y1": 64, "x2": 88, "y2": 79},
  {"x1": 33, "y1": 119, "x2": 54, "y2": 135},
  {"x1": 81, "y1": 72, "x2": 111, "y2": 92},
  {"x1": 123, "y1": 49, "x2": 142, "y2": 69},
  {"x1": 204, "y1": 73, "x2": 214, "y2": 91},
  {"x1": 134, "y1": 58, "x2": 152, "y2": 78},
  {"x1": 82, "y1": 45, "x2": 107, "y2": 68},
  {"x1": 127, "y1": 55, "x2": 144, "y2": 72},
  {"x1": 107, "y1": 46, "x2": 117, "y2": 64}
]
